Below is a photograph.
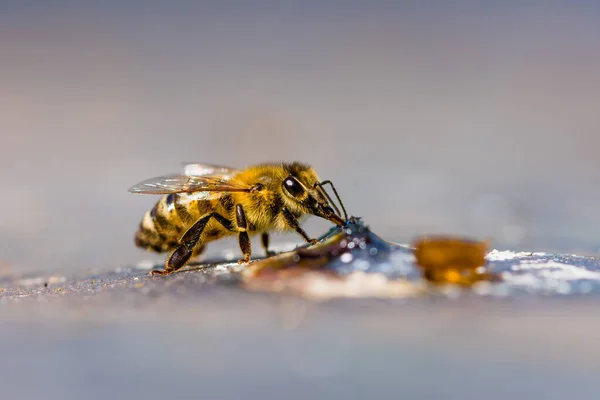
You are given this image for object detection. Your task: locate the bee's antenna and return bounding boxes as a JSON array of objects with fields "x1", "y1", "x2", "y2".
[{"x1": 316, "y1": 180, "x2": 348, "y2": 220}]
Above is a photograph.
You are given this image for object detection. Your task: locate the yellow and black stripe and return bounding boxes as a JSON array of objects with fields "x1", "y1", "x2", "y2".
[{"x1": 134, "y1": 192, "x2": 235, "y2": 255}]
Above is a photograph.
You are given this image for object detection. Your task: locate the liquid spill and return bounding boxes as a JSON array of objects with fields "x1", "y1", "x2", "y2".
[{"x1": 241, "y1": 218, "x2": 600, "y2": 299}]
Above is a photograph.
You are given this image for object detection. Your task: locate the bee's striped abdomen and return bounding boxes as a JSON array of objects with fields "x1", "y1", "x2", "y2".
[
  {"x1": 152, "y1": 194, "x2": 183, "y2": 235},
  {"x1": 135, "y1": 193, "x2": 188, "y2": 253},
  {"x1": 134, "y1": 192, "x2": 234, "y2": 256},
  {"x1": 174, "y1": 194, "x2": 196, "y2": 225}
]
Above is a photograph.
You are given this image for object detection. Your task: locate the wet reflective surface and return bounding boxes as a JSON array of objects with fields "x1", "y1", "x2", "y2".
[{"x1": 240, "y1": 218, "x2": 600, "y2": 299}]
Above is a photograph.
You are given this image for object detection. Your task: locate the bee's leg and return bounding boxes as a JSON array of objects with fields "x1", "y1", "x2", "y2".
[
  {"x1": 282, "y1": 207, "x2": 318, "y2": 245},
  {"x1": 235, "y1": 204, "x2": 252, "y2": 263},
  {"x1": 151, "y1": 213, "x2": 213, "y2": 276},
  {"x1": 261, "y1": 232, "x2": 275, "y2": 257}
]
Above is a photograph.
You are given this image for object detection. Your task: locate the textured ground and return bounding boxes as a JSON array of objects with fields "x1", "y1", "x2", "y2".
[{"x1": 2, "y1": 226, "x2": 600, "y2": 400}]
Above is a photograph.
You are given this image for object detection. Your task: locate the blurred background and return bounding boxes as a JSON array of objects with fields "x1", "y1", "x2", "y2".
[
  {"x1": 3, "y1": 3, "x2": 600, "y2": 400},
  {"x1": 2, "y1": 1, "x2": 600, "y2": 274}
]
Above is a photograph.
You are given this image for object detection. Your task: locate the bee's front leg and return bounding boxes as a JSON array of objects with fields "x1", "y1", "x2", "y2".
[
  {"x1": 235, "y1": 204, "x2": 252, "y2": 263},
  {"x1": 282, "y1": 207, "x2": 318, "y2": 245}
]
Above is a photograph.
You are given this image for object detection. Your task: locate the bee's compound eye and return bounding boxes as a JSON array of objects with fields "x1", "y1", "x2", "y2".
[{"x1": 283, "y1": 176, "x2": 304, "y2": 197}]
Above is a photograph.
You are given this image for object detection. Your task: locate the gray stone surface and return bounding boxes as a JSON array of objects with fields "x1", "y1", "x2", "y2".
[{"x1": 2, "y1": 226, "x2": 600, "y2": 399}]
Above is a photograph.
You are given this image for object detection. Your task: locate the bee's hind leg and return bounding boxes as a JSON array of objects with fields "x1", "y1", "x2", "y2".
[
  {"x1": 182, "y1": 244, "x2": 206, "y2": 268},
  {"x1": 261, "y1": 232, "x2": 276, "y2": 258},
  {"x1": 151, "y1": 214, "x2": 213, "y2": 276}
]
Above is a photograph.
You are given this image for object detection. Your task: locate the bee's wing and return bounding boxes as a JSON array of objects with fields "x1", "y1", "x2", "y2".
[
  {"x1": 128, "y1": 174, "x2": 252, "y2": 195},
  {"x1": 181, "y1": 162, "x2": 241, "y2": 179}
]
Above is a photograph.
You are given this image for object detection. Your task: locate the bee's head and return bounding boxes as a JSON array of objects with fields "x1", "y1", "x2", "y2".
[{"x1": 280, "y1": 162, "x2": 346, "y2": 226}]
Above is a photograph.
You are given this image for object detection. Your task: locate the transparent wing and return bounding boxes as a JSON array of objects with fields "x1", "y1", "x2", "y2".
[
  {"x1": 128, "y1": 174, "x2": 252, "y2": 195},
  {"x1": 181, "y1": 162, "x2": 241, "y2": 179}
]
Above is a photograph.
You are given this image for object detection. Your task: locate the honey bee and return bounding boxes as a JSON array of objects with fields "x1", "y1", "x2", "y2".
[{"x1": 129, "y1": 162, "x2": 348, "y2": 275}]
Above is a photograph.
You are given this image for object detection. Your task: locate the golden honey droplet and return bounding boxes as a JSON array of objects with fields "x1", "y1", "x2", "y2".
[{"x1": 412, "y1": 235, "x2": 500, "y2": 286}]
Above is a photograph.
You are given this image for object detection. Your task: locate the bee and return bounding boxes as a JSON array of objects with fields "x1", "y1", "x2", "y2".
[{"x1": 129, "y1": 162, "x2": 348, "y2": 276}]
